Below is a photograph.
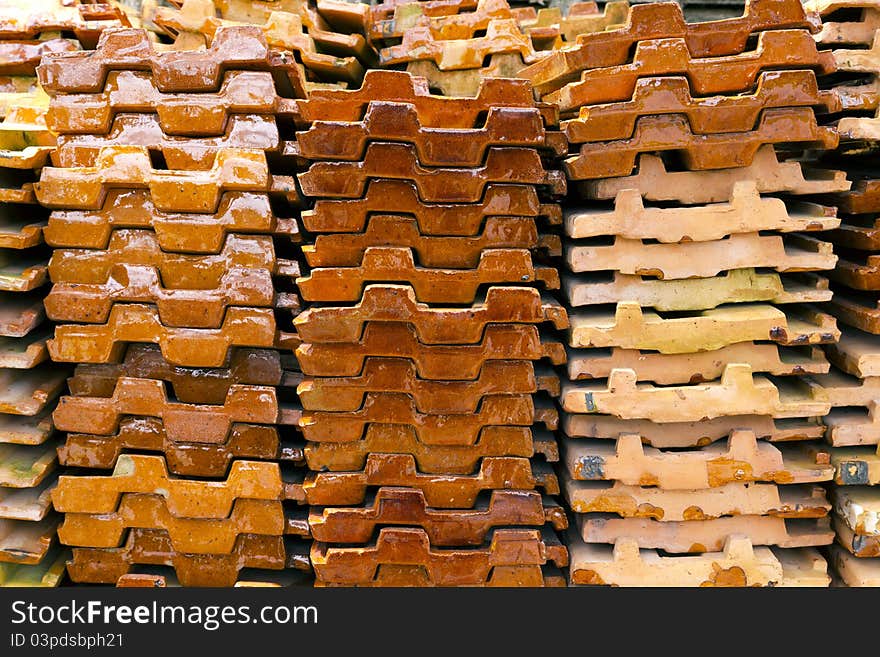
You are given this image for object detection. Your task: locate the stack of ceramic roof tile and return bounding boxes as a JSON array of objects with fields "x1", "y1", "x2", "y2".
[
  {"x1": 803, "y1": 0, "x2": 880, "y2": 586},
  {"x1": 512, "y1": 1, "x2": 630, "y2": 51},
  {"x1": 144, "y1": 0, "x2": 373, "y2": 87},
  {"x1": 809, "y1": 0, "x2": 880, "y2": 146},
  {"x1": 528, "y1": 0, "x2": 852, "y2": 586},
  {"x1": 0, "y1": 0, "x2": 129, "y2": 589},
  {"x1": 363, "y1": 0, "x2": 558, "y2": 96},
  {"x1": 291, "y1": 69, "x2": 569, "y2": 586},
  {"x1": 31, "y1": 25, "x2": 312, "y2": 587}
]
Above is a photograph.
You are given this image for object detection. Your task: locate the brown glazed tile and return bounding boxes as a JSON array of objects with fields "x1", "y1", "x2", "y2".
[
  {"x1": 583, "y1": 147, "x2": 851, "y2": 204},
  {"x1": 45, "y1": 265, "x2": 274, "y2": 328},
  {"x1": 48, "y1": 230, "x2": 275, "y2": 287},
  {"x1": 312, "y1": 527, "x2": 567, "y2": 586},
  {"x1": 304, "y1": 215, "x2": 556, "y2": 268},
  {"x1": 563, "y1": 71, "x2": 836, "y2": 143},
  {"x1": 561, "y1": 364, "x2": 830, "y2": 422},
  {"x1": 0, "y1": 474, "x2": 56, "y2": 521},
  {"x1": 569, "y1": 302, "x2": 840, "y2": 352},
  {"x1": 52, "y1": 454, "x2": 283, "y2": 515},
  {"x1": 37, "y1": 26, "x2": 308, "y2": 95},
  {"x1": 563, "y1": 476, "x2": 830, "y2": 519},
  {"x1": 298, "y1": 358, "x2": 555, "y2": 413},
  {"x1": 546, "y1": 30, "x2": 834, "y2": 113},
  {"x1": 52, "y1": 113, "x2": 280, "y2": 170},
  {"x1": 826, "y1": 218, "x2": 880, "y2": 252},
  {"x1": 304, "y1": 425, "x2": 555, "y2": 474},
  {"x1": 47, "y1": 70, "x2": 282, "y2": 136},
  {"x1": 300, "y1": 391, "x2": 555, "y2": 443},
  {"x1": 47, "y1": 304, "x2": 277, "y2": 366},
  {"x1": 297, "y1": 247, "x2": 557, "y2": 303},
  {"x1": 565, "y1": 108, "x2": 837, "y2": 180},
  {"x1": 67, "y1": 530, "x2": 305, "y2": 586},
  {"x1": 58, "y1": 495, "x2": 286, "y2": 551},
  {"x1": 566, "y1": 233, "x2": 835, "y2": 278},
  {"x1": 58, "y1": 417, "x2": 300, "y2": 477},
  {"x1": 303, "y1": 180, "x2": 560, "y2": 235},
  {"x1": 44, "y1": 190, "x2": 296, "y2": 252},
  {"x1": 0, "y1": 366, "x2": 65, "y2": 416},
  {"x1": 36, "y1": 146, "x2": 279, "y2": 213},
  {"x1": 68, "y1": 344, "x2": 282, "y2": 404},
  {"x1": 566, "y1": 184, "x2": 838, "y2": 242},
  {"x1": 562, "y1": 413, "x2": 825, "y2": 449},
  {"x1": 826, "y1": 292, "x2": 880, "y2": 334},
  {"x1": 52, "y1": 377, "x2": 280, "y2": 441},
  {"x1": 0, "y1": 516, "x2": 59, "y2": 565},
  {"x1": 297, "y1": 142, "x2": 564, "y2": 201},
  {"x1": 0, "y1": 0, "x2": 127, "y2": 46},
  {"x1": 113, "y1": 574, "x2": 168, "y2": 587},
  {"x1": 294, "y1": 285, "x2": 567, "y2": 344},
  {"x1": 0, "y1": 328, "x2": 50, "y2": 369},
  {"x1": 0, "y1": 292, "x2": 45, "y2": 338},
  {"x1": 378, "y1": 18, "x2": 542, "y2": 69},
  {"x1": 576, "y1": 515, "x2": 833, "y2": 552},
  {"x1": 304, "y1": 420, "x2": 559, "y2": 466},
  {"x1": 296, "y1": 102, "x2": 562, "y2": 165},
  {"x1": 0, "y1": 38, "x2": 80, "y2": 76},
  {"x1": 567, "y1": 342, "x2": 829, "y2": 385},
  {"x1": 835, "y1": 177, "x2": 880, "y2": 215},
  {"x1": 562, "y1": 432, "x2": 834, "y2": 487},
  {"x1": 296, "y1": 69, "x2": 558, "y2": 128},
  {"x1": 309, "y1": 488, "x2": 566, "y2": 545},
  {"x1": 522, "y1": 0, "x2": 820, "y2": 95},
  {"x1": 0, "y1": 441, "x2": 57, "y2": 488},
  {"x1": 296, "y1": 323, "x2": 565, "y2": 379},
  {"x1": 316, "y1": 564, "x2": 565, "y2": 587},
  {"x1": 828, "y1": 253, "x2": 880, "y2": 290},
  {"x1": 304, "y1": 453, "x2": 557, "y2": 506}
]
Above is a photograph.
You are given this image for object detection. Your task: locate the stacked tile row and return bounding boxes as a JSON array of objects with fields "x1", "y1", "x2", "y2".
[
  {"x1": 360, "y1": 0, "x2": 625, "y2": 95},
  {"x1": 291, "y1": 69, "x2": 570, "y2": 586},
  {"x1": 0, "y1": 0, "x2": 128, "y2": 589},
  {"x1": 32, "y1": 25, "x2": 318, "y2": 587},
  {"x1": 520, "y1": 0, "x2": 848, "y2": 586},
  {"x1": 142, "y1": 0, "x2": 372, "y2": 88},
  {"x1": 808, "y1": 0, "x2": 880, "y2": 587}
]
